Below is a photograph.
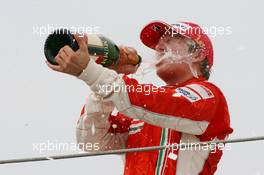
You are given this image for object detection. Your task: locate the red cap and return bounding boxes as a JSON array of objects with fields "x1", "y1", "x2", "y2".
[{"x1": 140, "y1": 21, "x2": 214, "y2": 68}]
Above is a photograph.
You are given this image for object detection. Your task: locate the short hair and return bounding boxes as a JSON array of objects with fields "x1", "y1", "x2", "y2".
[
  {"x1": 185, "y1": 38, "x2": 211, "y2": 80},
  {"x1": 200, "y1": 58, "x2": 210, "y2": 80}
]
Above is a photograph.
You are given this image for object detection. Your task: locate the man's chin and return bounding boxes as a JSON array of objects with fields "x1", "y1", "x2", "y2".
[{"x1": 156, "y1": 65, "x2": 170, "y2": 78}]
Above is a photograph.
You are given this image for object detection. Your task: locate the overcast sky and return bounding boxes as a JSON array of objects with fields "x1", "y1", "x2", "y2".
[{"x1": 0, "y1": 0, "x2": 264, "y2": 174}]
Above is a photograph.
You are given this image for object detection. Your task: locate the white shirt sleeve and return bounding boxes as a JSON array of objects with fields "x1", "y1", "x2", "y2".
[{"x1": 76, "y1": 92, "x2": 128, "y2": 152}]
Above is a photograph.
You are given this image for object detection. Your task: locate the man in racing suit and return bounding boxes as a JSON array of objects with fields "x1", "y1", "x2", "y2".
[{"x1": 47, "y1": 21, "x2": 233, "y2": 175}]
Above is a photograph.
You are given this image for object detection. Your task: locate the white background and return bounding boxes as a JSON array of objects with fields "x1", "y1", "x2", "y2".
[{"x1": 0, "y1": 0, "x2": 264, "y2": 174}]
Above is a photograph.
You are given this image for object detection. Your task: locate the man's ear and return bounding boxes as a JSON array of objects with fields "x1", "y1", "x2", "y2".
[{"x1": 193, "y1": 49, "x2": 206, "y2": 63}]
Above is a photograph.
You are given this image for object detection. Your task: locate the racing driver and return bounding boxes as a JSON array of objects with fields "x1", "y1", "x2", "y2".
[{"x1": 47, "y1": 20, "x2": 233, "y2": 175}]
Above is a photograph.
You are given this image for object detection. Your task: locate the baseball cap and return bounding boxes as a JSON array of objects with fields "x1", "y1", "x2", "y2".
[{"x1": 140, "y1": 21, "x2": 214, "y2": 68}]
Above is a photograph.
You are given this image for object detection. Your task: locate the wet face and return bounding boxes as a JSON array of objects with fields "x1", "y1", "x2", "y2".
[{"x1": 155, "y1": 35, "x2": 193, "y2": 84}]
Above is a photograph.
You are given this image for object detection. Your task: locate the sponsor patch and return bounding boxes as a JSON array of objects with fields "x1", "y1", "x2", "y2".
[
  {"x1": 186, "y1": 84, "x2": 214, "y2": 99},
  {"x1": 152, "y1": 24, "x2": 162, "y2": 31},
  {"x1": 171, "y1": 22, "x2": 191, "y2": 31},
  {"x1": 129, "y1": 122, "x2": 144, "y2": 135},
  {"x1": 173, "y1": 87, "x2": 201, "y2": 102},
  {"x1": 168, "y1": 152, "x2": 178, "y2": 160}
]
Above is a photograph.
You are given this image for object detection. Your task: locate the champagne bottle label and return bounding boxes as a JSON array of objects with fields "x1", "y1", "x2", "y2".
[{"x1": 87, "y1": 35, "x2": 120, "y2": 67}]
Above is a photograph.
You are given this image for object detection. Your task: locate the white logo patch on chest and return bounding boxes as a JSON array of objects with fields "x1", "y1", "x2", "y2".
[{"x1": 173, "y1": 87, "x2": 201, "y2": 102}]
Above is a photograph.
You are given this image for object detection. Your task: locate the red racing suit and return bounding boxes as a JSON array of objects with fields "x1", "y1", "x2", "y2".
[{"x1": 76, "y1": 59, "x2": 233, "y2": 175}]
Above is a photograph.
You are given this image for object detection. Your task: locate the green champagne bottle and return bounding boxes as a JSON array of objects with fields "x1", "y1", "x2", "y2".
[{"x1": 44, "y1": 29, "x2": 141, "y2": 67}]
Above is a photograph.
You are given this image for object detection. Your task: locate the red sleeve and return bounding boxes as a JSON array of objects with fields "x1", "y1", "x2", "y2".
[{"x1": 122, "y1": 75, "x2": 219, "y2": 123}]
